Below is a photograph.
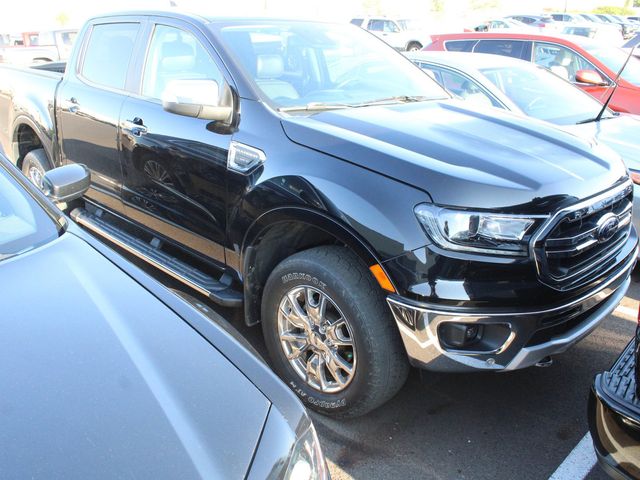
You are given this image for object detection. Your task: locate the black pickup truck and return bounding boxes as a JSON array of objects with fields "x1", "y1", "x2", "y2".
[{"x1": 0, "y1": 11, "x2": 637, "y2": 417}]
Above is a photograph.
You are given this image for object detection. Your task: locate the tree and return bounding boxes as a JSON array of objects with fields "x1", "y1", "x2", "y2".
[{"x1": 55, "y1": 12, "x2": 69, "y2": 26}]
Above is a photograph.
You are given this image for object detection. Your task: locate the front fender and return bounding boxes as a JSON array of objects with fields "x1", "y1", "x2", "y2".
[{"x1": 229, "y1": 167, "x2": 431, "y2": 269}]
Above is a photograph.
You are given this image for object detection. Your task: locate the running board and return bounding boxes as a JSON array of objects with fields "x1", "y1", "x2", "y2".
[{"x1": 71, "y1": 208, "x2": 243, "y2": 308}]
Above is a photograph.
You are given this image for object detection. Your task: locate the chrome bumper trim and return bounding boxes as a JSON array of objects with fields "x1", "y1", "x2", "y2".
[{"x1": 387, "y1": 250, "x2": 635, "y2": 372}]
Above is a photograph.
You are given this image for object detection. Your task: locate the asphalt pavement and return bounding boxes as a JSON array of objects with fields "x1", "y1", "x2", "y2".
[{"x1": 131, "y1": 254, "x2": 640, "y2": 480}]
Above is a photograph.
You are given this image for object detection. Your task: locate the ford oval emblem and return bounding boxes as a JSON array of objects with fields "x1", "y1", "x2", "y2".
[{"x1": 596, "y1": 213, "x2": 619, "y2": 244}]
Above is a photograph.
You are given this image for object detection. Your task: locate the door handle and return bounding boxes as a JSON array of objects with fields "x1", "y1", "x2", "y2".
[
  {"x1": 123, "y1": 117, "x2": 148, "y2": 137},
  {"x1": 66, "y1": 97, "x2": 79, "y2": 113}
]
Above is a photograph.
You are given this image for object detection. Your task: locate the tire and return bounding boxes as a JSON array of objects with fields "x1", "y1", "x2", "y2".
[
  {"x1": 21, "y1": 148, "x2": 50, "y2": 190},
  {"x1": 261, "y1": 245, "x2": 409, "y2": 417},
  {"x1": 407, "y1": 42, "x2": 422, "y2": 52}
]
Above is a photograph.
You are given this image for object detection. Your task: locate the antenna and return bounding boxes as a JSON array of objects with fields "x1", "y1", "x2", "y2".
[{"x1": 594, "y1": 44, "x2": 636, "y2": 123}]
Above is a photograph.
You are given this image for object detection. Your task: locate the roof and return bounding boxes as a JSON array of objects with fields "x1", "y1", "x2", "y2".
[
  {"x1": 407, "y1": 51, "x2": 535, "y2": 72},
  {"x1": 87, "y1": 10, "x2": 337, "y2": 26},
  {"x1": 430, "y1": 31, "x2": 597, "y2": 48}
]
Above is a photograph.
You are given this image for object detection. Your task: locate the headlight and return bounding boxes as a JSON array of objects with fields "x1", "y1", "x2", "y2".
[
  {"x1": 414, "y1": 203, "x2": 543, "y2": 256},
  {"x1": 284, "y1": 422, "x2": 328, "y2": 480}
]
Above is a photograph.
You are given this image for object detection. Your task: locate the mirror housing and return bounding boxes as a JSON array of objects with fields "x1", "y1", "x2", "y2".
[
  {"x1": 42, "y1": 164, "x2": 90, "y2": 204},
  {"x1": 162, "y1": 79, "x2": 233, "y2": 122},
  {"x1": 575, "y1": 69, "x2": 608, "y2": 86}
]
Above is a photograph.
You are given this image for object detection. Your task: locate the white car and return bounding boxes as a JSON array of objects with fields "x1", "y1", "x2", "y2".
[{"x1": 350, "y1": 17, "x2": 430, "y2": 51}]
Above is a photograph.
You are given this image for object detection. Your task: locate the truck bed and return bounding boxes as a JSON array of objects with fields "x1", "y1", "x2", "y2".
[{"x1": 0, "y1": 63, "x2": 62, "y2": 162}]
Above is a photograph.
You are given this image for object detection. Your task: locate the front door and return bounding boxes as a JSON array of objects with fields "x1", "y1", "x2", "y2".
[{"x1": 119, "y1": 22, "x2": 231, "y2": 265}]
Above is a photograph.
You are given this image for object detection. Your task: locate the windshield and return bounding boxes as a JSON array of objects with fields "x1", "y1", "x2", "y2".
[
  {"x1": 479, "y1": 64, "x2": 611, "y2": 125},
  {"x1": 0, "y1": 165, "x2": 59, "y2": 260},
  {"x1": 216, "y1": 22, "x2": 447, "y2": 111},
  {"x1": 582, "y1": 44, "x2": 640, "y2": 86}
]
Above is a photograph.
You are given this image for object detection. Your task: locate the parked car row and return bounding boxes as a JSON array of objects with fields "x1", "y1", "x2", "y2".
[
  {"x1": 425, "y1": 31, "x2": 640, "y2": 113},
  {"x1": 0, "y1": 29, "x2": 77, "y2": 65},
  {"x1": 1, "y1": 10, "x2": 640, "y2": 479}
]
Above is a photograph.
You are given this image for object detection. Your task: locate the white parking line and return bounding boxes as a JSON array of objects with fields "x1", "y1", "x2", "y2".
[
  {"x1": 548, "y1": 433, "x2": 596, "y2": 480},
  {"x1": 615, "y1": 304, "x2": 638, "y2": 321}
]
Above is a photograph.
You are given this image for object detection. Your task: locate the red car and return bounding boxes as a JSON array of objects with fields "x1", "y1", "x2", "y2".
[{"x1": 424, "y1": 32, "x2": 640, "y2": 113}]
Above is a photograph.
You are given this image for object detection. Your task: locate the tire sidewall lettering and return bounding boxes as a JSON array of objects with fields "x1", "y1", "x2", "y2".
[
  {"x1": 281, "y1": 272, "x2": 327, "y2": 290},
  {"x1": 289, "y1": 380, "x2": 347, "y2": 409}
]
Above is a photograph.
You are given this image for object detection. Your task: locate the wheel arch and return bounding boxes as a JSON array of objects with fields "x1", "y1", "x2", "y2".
[
  {"x1": 11, "y1": 116, "x2": 54, "y2": 170},
  {"x1": 240, "y1": 207, "x2": 396, "y2": 326}
]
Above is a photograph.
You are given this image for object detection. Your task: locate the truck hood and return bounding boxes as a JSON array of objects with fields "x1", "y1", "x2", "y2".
[
  {"x1": 281, "y1": 101, "x2": 627, "y2": 212},
  {"x1": 0, "y1": 233, "x2": 269, "y2": 479},
  {"x1": 562, "y1": 114, "x2": 640, "y2": 171}
]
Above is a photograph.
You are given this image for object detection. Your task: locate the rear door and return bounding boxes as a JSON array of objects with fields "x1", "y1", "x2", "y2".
[
  {"x1": 118, "y1": 19, "x2": 231, "y2": 265},
  {"x1": 57, "y1": 20, "x2": 142, "y2": 213}
]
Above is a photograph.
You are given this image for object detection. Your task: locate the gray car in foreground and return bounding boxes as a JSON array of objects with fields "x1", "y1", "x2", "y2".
[{"x1": 0, "y1": 153, "x2": 327, "y2": 479}]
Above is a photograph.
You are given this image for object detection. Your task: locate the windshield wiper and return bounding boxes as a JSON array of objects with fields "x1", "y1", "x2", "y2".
[
  {"x1": 279, "y1": 102, "x2": 354, "y2": 112},
  {"x1": 278, "y1": 95, "x2": 433, "y2": 113},
  {"x1": 352, "y1": 95, "x2": 432, "y2": 107}
]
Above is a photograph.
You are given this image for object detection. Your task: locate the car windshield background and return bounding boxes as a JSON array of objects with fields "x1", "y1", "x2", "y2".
[
  {"x1": 480, "y1": 64, "x2": 608, "y2": 124},
  {"x1": 217, "y1": 22, "x2": 447, "y2": 110},
  {"x1": 583, "y1": 44, "x2": 640, "y2": 86},
  {"x1": 0, "y1": 167, "x2": 59, "y2": 259}
]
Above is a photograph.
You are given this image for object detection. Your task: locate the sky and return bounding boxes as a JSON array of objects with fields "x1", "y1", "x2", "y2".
[{"x1": 0, "y1": 0, "x2": 633, "y2": 31}]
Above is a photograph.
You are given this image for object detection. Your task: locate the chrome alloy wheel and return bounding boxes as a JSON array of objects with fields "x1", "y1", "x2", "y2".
[
  {"x1": 28, "y1": 166, "x2": 44, "y2": 190},
  {"x1": 277, "y1": 285, "x2": 357, "y2": 393}
]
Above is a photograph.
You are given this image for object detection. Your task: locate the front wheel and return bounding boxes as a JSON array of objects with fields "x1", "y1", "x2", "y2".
[
  {"x1": 406, "y1": 42, "x2": 422, "y2": 52},
  {"x1": 261, "y1": 246, "x2": 409, "y2": 417},
  {"x1": 21, "y1": 148, "x2": 50, "y2": 190}
]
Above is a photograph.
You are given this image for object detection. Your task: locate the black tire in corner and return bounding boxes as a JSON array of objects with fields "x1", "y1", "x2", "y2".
[
  {"x1": 261, "y1": 245, "x2": 409, "y2": 417},
  {"x1": 21, "y1": 148, "x2": 50, "y2": 190},
  {"x1": 406, "y1": 41, "x2": 422, "y2": 52}
]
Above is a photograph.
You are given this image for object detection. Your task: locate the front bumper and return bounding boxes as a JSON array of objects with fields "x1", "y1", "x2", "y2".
[
  {"x1": 589, "y1": 339, "x2": 640, "y2": 480},
  {"x1": 386, "y1": 250, "x2": 635, "y2": 372}
]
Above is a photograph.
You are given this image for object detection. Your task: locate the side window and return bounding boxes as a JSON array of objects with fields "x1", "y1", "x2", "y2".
[
  {"x1": 444, "y1": 40, "x2": 477, "y2": 52},
  {"x1": 367, "y1": 20, "x2": 384, "y2": 32},
  {"x1": 382, "y1": 21, "x2": 400, "y2": 33},
  {"x1": 81, "y1": 23, "x2": 140, "y2": 90},
  {"x1": 474, "y1": 40, "x2": 530, "y2": 60},
  {"x1": 142, "y1": 25, "x2": 224, "y2": 101},
  {"x1": 533, "y1": 43, "x2": 593, "y2": 82},
  {"x1": 426, "y1": 66, "x2": 498, "y2": 108},
  {"x1": 350, "y1": 18, "x2": 364, "y2": 27}
]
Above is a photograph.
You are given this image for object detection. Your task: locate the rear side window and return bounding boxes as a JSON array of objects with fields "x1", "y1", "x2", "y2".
[
  {"x1": 81, "y1": 23, "x2": 139, "y2": 90},
  {"x1": 474, "y1": 40, "x2": 530, "y2": 60},
  {"x1": 350, "y1": 18, "x2": 364, "y2": 27},
  {"x1": 444, "y1": 40, "x2": 477, "y2": 52}
]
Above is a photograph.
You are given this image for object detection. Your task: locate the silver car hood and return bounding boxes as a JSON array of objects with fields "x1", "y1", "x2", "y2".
[{"x1": 0, "y1": 232, "x2": 269, "y2": 479}]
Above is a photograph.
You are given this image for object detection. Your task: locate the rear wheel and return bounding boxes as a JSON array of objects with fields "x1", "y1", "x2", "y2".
[
  {"x1": 407, "y1": 41, "x2": 422, "y2": 51},
  {"x1": 21, "y1": 148, "x2": 49, "y2": 190},
  {"x1": 261, "y1": 246, "x2": 409, "y2": 417}
]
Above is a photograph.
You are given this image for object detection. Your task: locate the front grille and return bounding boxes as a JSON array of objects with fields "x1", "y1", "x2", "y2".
[{"x1": 534, "y1": 183, "x2": 633, "y2": 291}]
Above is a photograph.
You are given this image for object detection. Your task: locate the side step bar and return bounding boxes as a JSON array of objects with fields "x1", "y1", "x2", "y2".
[{"x1": 71, "y1": 208, "x2": 243, "y2": 308}]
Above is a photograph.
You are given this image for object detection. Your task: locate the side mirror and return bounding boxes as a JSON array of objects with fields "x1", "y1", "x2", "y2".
[
  {"x1": 575, "y1": 69, "x2": 608, "y2": 86},
  {"x1": 42, "y1": 164, "x2": 90, "y2": 204},
  {"x1": 162, "y1": 79, "x2": 233, "y2": 122}
]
